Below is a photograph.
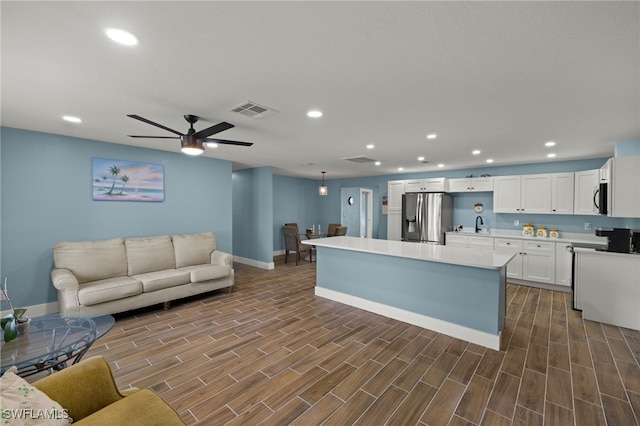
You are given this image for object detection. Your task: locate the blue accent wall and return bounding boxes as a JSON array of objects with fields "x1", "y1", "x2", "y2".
[
  {"x1": 1, "y1": 127, "x2": 232, "y2": 308},
  {"x1": 232, "y1": 167, "x2": 273, "y2": 263},
  {"x1": 272, "y1": 175, "x2": 326, "y2": 251}
]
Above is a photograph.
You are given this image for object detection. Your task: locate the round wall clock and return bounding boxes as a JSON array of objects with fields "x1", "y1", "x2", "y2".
[
  {"x1": 348, "y1": 196, "x2": 355, "y2": 205},
  {"x1": 474, "y1": 203, "x2": 484, "y2": 213}
]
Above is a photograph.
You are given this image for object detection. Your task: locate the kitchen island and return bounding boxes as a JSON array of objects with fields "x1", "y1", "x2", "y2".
[{"x1": 302, "y1": 236, "x2": 515, "y2": 350}]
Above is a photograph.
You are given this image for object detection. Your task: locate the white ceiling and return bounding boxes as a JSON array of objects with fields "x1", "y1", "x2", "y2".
[{"x1": 2, "y1": 1, "x2": 639, "y2": 179}]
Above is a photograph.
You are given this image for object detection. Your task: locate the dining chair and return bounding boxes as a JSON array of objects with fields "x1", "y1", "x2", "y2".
[
  {"x1": 283, "y1": 225, "x2": 312, "y2": 265},
  {"x1": 327, "y1": 223, "x2": 341, "y2": 236},
  {"x1": 335, "y1": 226, "x2": 347, "y2": 236}
]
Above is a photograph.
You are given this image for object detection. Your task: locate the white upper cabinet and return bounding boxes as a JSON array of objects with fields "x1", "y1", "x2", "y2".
[
  {"x1": 550, "y1": 172, "x2": 574, "y2": 214},
  {"x1": 521, "y1": 174, "x2": 552, "y2": 213},
  {"x1": 574, "y1": 169, "x2": 599, "y2": 216},
  {"x1": 387, "y1": 180, "x2": 406, "y2": 210},
  {"x1": 448, "y1": 177, "x2": 494, "y2": 192},
  {"x1": 405, "y1": 178, "x2": 448, "y2": 192},
  {"x1": 493, "y1": 176, "x2": 522, "y2": 213},
  {"x1": 599, "y1": 158, "x2": 612, "y2": 183},
  {"x1": 610, "y1": 156, "x2": 640, "y2": 218},
  {"x1": 493, "y1": 174, "x2": 552, "y2": 214}
]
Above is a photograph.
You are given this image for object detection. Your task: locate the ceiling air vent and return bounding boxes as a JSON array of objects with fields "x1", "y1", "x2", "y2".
[
  {"x1": 342, "y1": 156, "x2": 377, "y2": 163},
  {"x1": 420, "y1": 159, "x2": 432, "y2": 164},
  {"x1": 230, "y1": 101, "x2": 278, "y2": 119}
]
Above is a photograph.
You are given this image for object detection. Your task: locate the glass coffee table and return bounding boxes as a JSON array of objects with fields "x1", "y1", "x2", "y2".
[{"x1": 0, "y1": 313, "x2": 114, "y2": 377}]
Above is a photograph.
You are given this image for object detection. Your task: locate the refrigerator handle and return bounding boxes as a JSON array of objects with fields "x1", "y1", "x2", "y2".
[{"x1": 416, "y1": 194, "x2": 423, "y2": 237}]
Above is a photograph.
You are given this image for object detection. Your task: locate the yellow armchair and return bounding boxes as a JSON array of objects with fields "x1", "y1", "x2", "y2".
[{"x1": 32, "y1": 356, "x2": 185, "y2": 425}]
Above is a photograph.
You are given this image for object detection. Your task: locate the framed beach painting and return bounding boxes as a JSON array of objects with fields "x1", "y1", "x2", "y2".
[{"x1": 92, "y1": 157, "x2": 164, "y2": 202}]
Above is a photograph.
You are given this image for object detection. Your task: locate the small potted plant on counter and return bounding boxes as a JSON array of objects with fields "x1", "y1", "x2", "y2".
[{"x1": 1, "y1": 278, "x2": 29, "y2": 342}]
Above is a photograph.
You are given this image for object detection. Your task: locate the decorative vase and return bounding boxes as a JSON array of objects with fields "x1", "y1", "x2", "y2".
[{"x1": 16, "y1": 318, "x2": 31, "y2": 336}]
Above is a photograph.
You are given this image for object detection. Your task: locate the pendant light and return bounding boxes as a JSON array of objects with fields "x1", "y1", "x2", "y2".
[{"x1": 319, "y1": 171, "x2": 328, "y2": 196}]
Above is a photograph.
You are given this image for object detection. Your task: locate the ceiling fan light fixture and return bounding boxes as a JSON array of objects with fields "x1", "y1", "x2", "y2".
[
  {"x1": 319, "y1": 171, "x2": 328, "y2": 196},
  {"x1": 181, "y1": 136, "x2": 204, "y2": 155}
]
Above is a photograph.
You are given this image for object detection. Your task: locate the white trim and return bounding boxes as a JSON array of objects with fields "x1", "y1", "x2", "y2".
[
  {"x1": 508, "y1": 278, "x2": 571, "y2": 293},
  {"x1": 315, "y1": 286, "x2": 501, "y2": 350},
  {"x1": 233, "y1": 256, "x2": 275, "y2": 270},
  {"x1": 1, "y1": 301, "x2": 59, "y2": 317}
]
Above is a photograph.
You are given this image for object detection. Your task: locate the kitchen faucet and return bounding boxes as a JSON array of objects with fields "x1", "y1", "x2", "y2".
[{"x1": 475, "y1": 216, "x2": 484, "y2": 233}]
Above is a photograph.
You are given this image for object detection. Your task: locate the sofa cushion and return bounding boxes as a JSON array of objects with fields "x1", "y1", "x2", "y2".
[
  {"x1": 172, "y1": 232, "x2": 217, "y2": 268},
  {"x1": 132, "y1": 270, "x2": 190, "y2": 293},
  {"x1": 54, "y1": 238, "x2": 127, "y2": 284},
  {"x1": 178, "y1": 264, "x2": 231, "y2": 283},
  {"x1": 78, "y1": 277, "x2": 142, "y2": 306},
  {"x1": 126, "y1": 235, "x2": 176, "y2": 276}
]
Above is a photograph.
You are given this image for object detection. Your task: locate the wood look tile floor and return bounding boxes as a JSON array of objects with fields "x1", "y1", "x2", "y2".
[{"x1": 85, "y1": 258, "x2": 640, "y2": 425}]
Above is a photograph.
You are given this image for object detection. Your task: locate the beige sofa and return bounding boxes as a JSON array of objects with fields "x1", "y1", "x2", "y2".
[{"x1": 51, "y1": 232, "x2": 234, "y2": 316}]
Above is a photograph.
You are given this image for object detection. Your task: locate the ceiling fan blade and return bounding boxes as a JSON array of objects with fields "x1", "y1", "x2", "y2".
[
  {"x1": 203, "y1": 138, "x2": 253, "y2": 147},
  {"x1": 128, "y1": 135, "x2": 180, "y2": 139},
  {"x1": 192, "y1": 122, "x2": 234, "y2": 139},
  {"x1": 127, "y1": 114, "x2": 184, "y2": 136}
]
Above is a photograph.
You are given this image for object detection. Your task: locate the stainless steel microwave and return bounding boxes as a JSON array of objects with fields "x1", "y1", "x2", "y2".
[{"x1": 593, "y1": 182, "x2": 608, "y2": 215}]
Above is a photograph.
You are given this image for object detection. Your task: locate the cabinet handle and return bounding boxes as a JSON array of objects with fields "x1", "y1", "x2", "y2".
[{"x1": 537, "y1": 245, "x2": 541, "y2": 247}]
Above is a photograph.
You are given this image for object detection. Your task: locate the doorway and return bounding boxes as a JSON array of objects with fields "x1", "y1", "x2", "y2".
[{"x1": 360, "y1": 188, "x2": 373, "y2": 238}]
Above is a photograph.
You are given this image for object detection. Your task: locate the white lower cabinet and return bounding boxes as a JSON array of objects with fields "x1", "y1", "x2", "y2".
[
  {"x1": 555, "y1": 242, "x2": 573, "y2": 287},
  {"x1": 469, "y1": 236, "x2": 494, "y2": 249},
  {"x1": 388, "y1": 210, "x2": 402, "y2": 241},
  {"x1": 495, "y1": 238, "x2": 556, "y2": 284},
  {"x1": 495, "y1": 239, "x2": 523, "y2": 279},
  {"x1": 445, "y1": 234, "x2": 469, "y2": 247},
  {"x1": 445, "y1": 234, "x2": 494, "y2": 248},
  {"x1": 522, "y1": 241, "x2": 556, "y2": 284}
]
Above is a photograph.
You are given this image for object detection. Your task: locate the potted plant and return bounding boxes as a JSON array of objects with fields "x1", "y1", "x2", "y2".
[{"x1": 1, "y1": 278, "x2": 29, "y2": 342}]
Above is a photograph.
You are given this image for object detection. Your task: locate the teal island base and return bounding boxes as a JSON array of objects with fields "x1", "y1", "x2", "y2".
[{"x1": 308, "y1": 238, "x2": 511, "y2": 350}]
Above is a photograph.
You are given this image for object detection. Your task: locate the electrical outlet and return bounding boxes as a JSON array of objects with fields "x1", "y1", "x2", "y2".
[
  {"x1": 584, "y1": 222, "x2": 592, "y2": 230},
  {"x1": 514, "y1": 219, "x2": 519, "y2": 227}
]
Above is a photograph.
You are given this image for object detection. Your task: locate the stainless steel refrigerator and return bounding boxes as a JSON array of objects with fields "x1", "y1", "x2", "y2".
[{"x1": 402, "y1": 193, "x2": 453, "y2": 244}]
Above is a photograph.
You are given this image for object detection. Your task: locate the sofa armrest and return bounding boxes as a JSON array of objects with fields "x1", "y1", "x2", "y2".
[
  {"x1": 51, "y1": 268, "x2": 79, "y2": 291},
  {"x1": 33, "y1": 356, "x2": 125, "y2": 422},
  {"x1": 210, "y1": 250, "x2": 232, "y2": 266}
]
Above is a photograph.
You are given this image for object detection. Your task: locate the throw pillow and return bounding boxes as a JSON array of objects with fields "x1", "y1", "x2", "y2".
[{"x1": 0, "y1": 367, "x2": 72, "y2": 425}]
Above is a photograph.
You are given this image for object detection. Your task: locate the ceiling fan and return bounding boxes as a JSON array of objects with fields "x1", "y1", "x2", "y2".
[{"x1": 127, "y1": 114, "x2": 253, "y2": 155}]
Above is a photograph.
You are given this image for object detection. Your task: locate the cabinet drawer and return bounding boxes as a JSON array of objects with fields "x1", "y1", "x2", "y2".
[
  {"x1": 469, "y1": 237, "x2": 494, "y2": 249},
  {"x1": 524, "y1": 241, "x2": 555, "y2": 253},
  {"x1": 446, "y1": 235, "x2": 468, "y2": 247},
  {"x1": 495, "y1": 239, "x2": 522, "y2": 250}
]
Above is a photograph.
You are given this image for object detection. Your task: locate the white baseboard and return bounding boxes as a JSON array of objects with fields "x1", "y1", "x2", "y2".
[
  {"x1": 315, "y1": 286, "x2": 501, "y2": 351},
  {"x1": 508, "y1": 279, "x2": 572, "y2": 293},
  {"x1": 233, "y1": 256, "x2": 275, "y2": 270},
  {"x1": 273, "y1": 249, "x2": 285, "y2": 256},
  {"x1": 1, "y1": 301, "x2": 59, "y2": 317}
]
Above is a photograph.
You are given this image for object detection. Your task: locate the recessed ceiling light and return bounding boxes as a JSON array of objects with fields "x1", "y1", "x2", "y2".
[
  {"x1": 417, "y1": 156, "x2": 425, "y2": 161},
  {"x1": 307, "y1": 110, "x2": 323, "y2": 118},
  {"x1": 545, "y1": 141, "x2": 556, "y2": 147},
  {"x1": 472, "y1": 150, "x2": 481, "y2": 155},
  {"x1": 547, "y1": 153, "x2": 556, "y2": 158},
  {"x1": 438, "y1": 164, "x2": 444, "y2": 168},
  {"x1": 398, "y1": 167, "x2": 404, "y2": 171},
  {"x1": 366, "y1": 144, "x2": 374, "y2": 149},
  {"x1": 204, "y1": 142, "x2": 218, "y2": 148},
  {"x1": 105, "y1": 28, "x2": 138, "y2": 46},
  {"x1": 374, "y1": 161, "x2": 381, "y2": 166},
  {"x1": 426, "y1": 134, "x2": 437, "y2": 140},
  {"x1": 486, "y1": 159, "x2": 494, "y2": 163},
  {"x1": 62, "y1": 115, "x2": 82, "y2": 123}
]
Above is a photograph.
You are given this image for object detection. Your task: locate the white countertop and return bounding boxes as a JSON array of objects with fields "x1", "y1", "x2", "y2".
[
  {"x1": 446, "y1": 229, "x2": 608, "y2": 246},
  {"x1": 573, "y1": 247, "x2": 640, "y2": 258},
  {"x1": 302, "y1": 236, "x2": 515, "y2": 270}
]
